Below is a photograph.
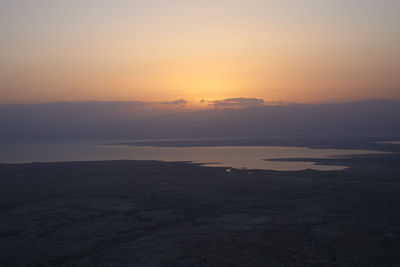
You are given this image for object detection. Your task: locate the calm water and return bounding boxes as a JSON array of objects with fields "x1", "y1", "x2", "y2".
[
  {"x1": 0, "y1": 142, "x2": 386, "y2": 171},
  {"x1": 376, "y1": 141, "x2": 400, "y2": 145}
]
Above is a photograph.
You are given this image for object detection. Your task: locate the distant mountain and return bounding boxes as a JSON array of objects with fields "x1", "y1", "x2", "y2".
[{"x1": 0, "y1": 99, "x2": 399, "y2": 141}]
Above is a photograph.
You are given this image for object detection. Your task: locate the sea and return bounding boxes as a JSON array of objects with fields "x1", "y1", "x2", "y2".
[{"x1": 0, "y1": 139, "x2": 392, "y2": 171}]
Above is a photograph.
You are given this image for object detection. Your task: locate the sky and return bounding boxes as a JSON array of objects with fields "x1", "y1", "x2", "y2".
[{"x1": 1, "y1": 0, "x2": 399, "y2": 105}]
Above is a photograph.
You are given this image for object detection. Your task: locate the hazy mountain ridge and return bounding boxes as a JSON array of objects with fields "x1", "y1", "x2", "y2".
[{"x1": 1, "y1": 99, "x2": 399, "y2": 141}]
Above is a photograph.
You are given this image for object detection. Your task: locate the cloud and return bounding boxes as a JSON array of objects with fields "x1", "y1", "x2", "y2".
[
  {"x1": 205, "y1": 97, "x2": 265, "y2": 108},
  {"x1": 160, "y1": 99, "x2": 188, "y2": 106},
  {"x1": 265, "y1": 100, "x2": 284, "y2": 105}
]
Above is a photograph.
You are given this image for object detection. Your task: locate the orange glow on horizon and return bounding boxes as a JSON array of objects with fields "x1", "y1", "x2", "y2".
[{"x1": 1, "y1": 1, "x2": 399, "y2": 104}]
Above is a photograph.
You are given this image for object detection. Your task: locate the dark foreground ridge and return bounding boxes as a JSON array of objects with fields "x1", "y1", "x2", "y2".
[{"x1": 1, "y1": 156, "x2": 400, "y2": 266}]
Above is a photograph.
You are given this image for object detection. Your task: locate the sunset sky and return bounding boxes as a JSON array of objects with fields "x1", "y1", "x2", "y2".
[{"x1": 1, "y1": 0, "x2": 399, "y2": 105}]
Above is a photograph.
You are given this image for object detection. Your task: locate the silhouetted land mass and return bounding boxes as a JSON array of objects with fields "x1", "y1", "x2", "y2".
[
  {"x1": 1, "y1": 99, "x2": 399, "y2": 141},
  {"x1": 1, "y1": 150, "x2": 400, "y2": 266}
]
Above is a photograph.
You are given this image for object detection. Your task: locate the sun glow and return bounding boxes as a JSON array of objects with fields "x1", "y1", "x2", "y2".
[{"x1": 1, "y1": 1, "x2": 400, "y2": 104}]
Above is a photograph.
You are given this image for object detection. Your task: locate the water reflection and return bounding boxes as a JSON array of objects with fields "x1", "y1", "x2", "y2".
[{"x1": 0, "y1": 143, "x2": 386, "y2": 171}]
